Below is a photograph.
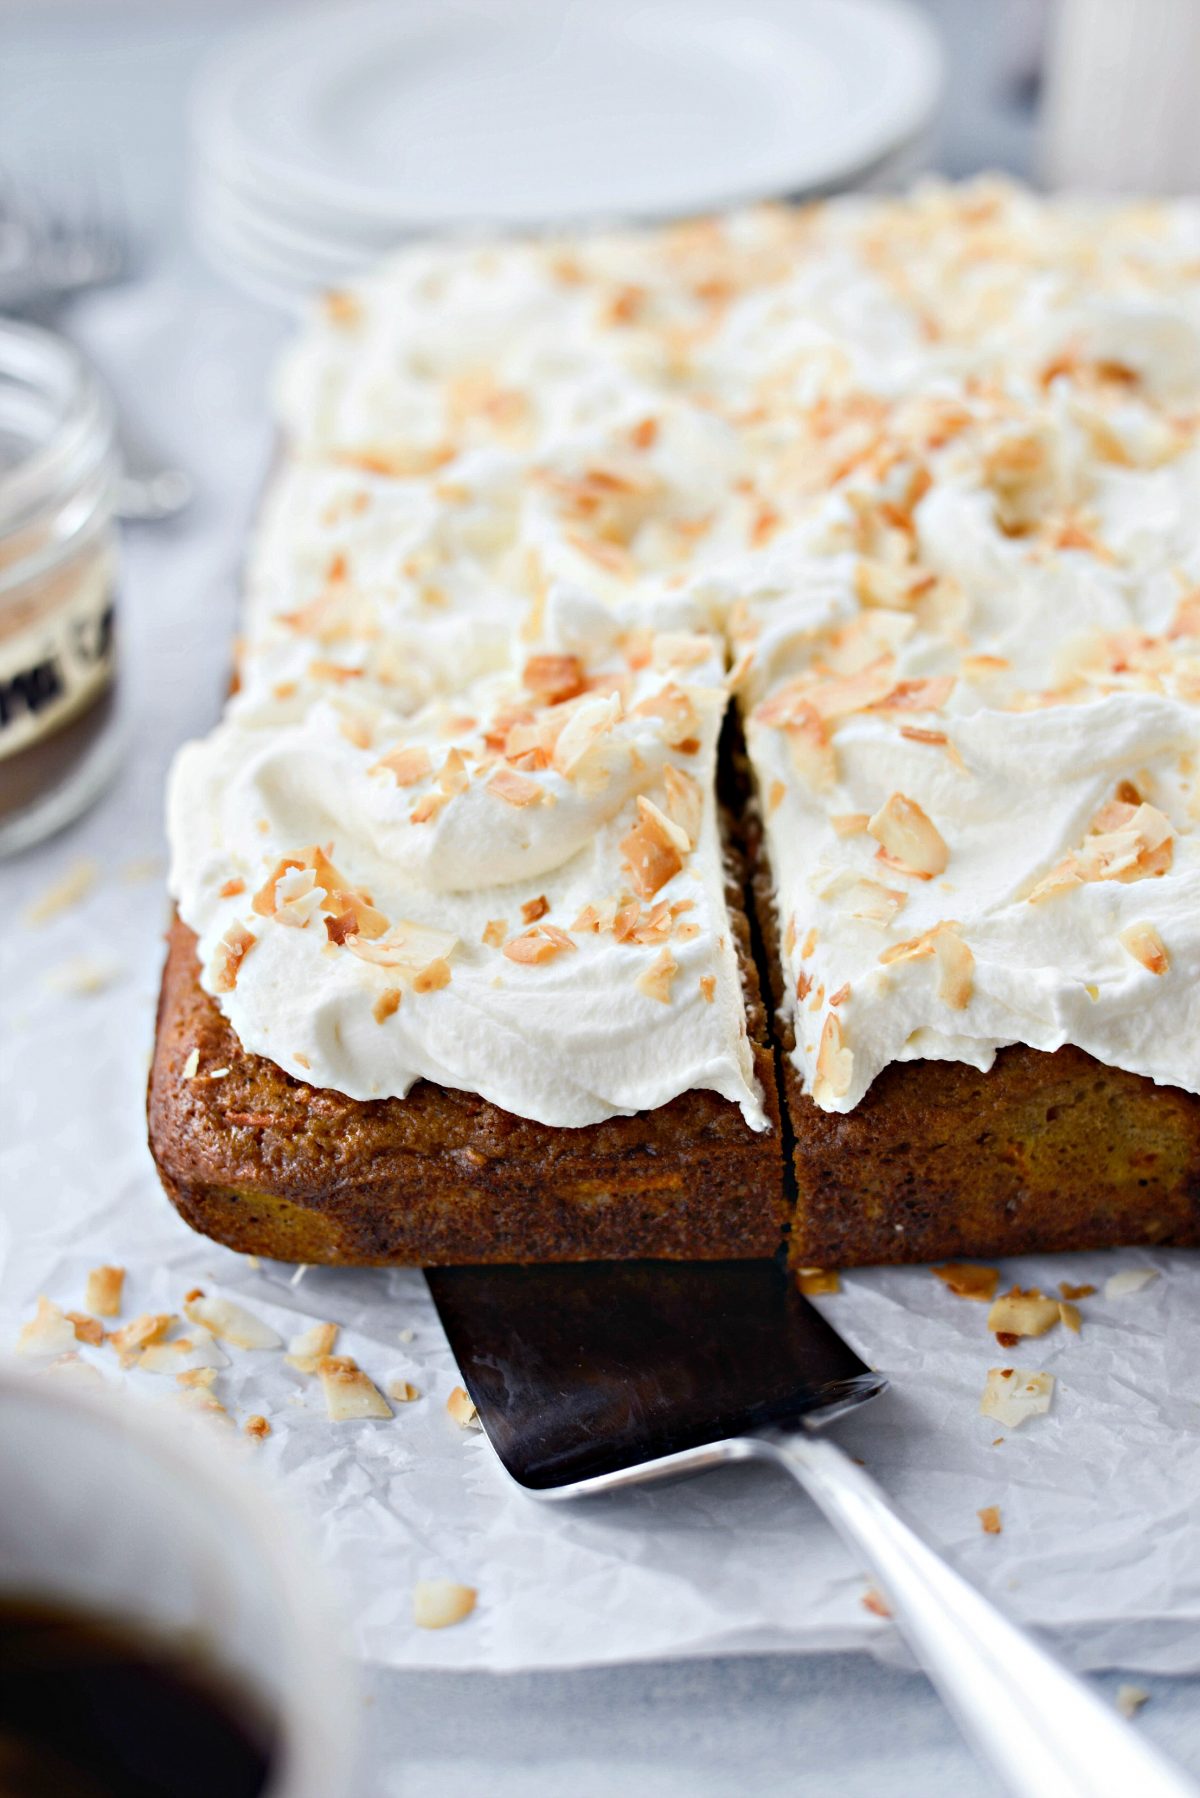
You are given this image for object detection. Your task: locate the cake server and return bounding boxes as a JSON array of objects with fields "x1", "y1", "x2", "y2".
[{"x1": 427, "y1": 1257, "x2": 1196, "y2": 1798}]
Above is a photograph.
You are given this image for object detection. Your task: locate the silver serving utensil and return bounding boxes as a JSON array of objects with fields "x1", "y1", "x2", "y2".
[{"x1": 428, "y1": 1258, "x2": 1196, "y2": 1798}]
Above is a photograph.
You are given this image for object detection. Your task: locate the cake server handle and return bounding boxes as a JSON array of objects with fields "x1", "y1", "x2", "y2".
[{"x1": 759, "y1": 1428, "x2": 1196, "y2": 1798}]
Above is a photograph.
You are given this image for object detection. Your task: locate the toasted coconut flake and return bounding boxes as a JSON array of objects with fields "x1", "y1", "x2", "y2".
[
  {"x1": 482, "y1": 918, "x2": 507, "y2": 947},
  {"x1": 503, "y1": 923, "x2": 577, "y2": 965},
  {"x1": 861, "y1": 1587, "x2": 892, "y2": 1619},
  {"x1": 16, "y1": 1297, "x2": 78, "y2": 1359},
  {"x1": 987, "y1": 1287, "x2": 1060, "y2": 1339},
  {"x1": 552, "y1": 693, "x2": 622, "y2": 779},
  {"x1": 66, "y1": 1311, "x2": 104, "y2": 1346},
  {"x1": 347, "y1": 919, "x2": 457, "y2": 969},
  {"x1": 447, "y1": 1386, "x2": 481, "y2": 1429},
  {"x1": 181, "y1": 1047, "x2": 200, "y2": 1079},
  {"x1": 413, "y1": 958, "x2": 452, "y2": 994},
  {"x1": 978, "y1": 1505, "x2": 1003, "y2": 1536},
  {"x1": 40, "y1": 1353, "x2": 104, "y2": 1387},
  {"x1": 183, "y1": 1293, "x2": 282, "y2": 1350},
  {"x1": 177, "y1": 1365, "x2": 217, "y2": 1391},
  {"x1": 699, "y1": 974, "x2": 716, "y2": 1003},
  {"x1": 933, "y1": 1263, "x2": 1000, "y2": 1302},
  {"x1": 813, "y1": 1012, "x2": 854, "y2": 1104},
  {"x1": 372, "y1": 746, "x2": 433, "y2": 787},
  {"x1": 244, "y1": 1414, "x2": 271, "y2": 1441},
  {"x1": 488, "y1": 767, "x2": 544, "y2": 807},
  {"x1": 252, "y1": 856, "x2": 308, "y2": 917},
  {"x1": 85, "y1": 1265, "x2": 124, "y2": 1318},
  {"x1": 523, "y1": 654, "x2": 585, "y2": 705},
  {"x1": 1119, "y1": 921, "x2": 1169, "y2": 975},
  {"x1": 210, "y1": 922, "x2": 257, "y2": 993},
  {"x1": 317, "y1": 1356, "x2": 392, "y2": 1420},
  {"x1": 831, "y1": 813, "x2": 870, "y2": 837},
  {"x1": 388, "y1": 1379, "x2": 420, "y2": 1402},
  {"x1": 373, "y1": 986, "x2": 402, "y2": 1023},
  {"x1": 933, "y1": 925, "x2": 974, "y2": 1008},
  {"x1": 1059, "y1": 1281, "x2": 1096, "y2": 1300},
  {"x1": 1115, "y1": 1685, "x2": 1150, "y2": 1720},
  {"x1": 521, "y1": 895, "x2": 550, "y2": 924},
  {"x1": 868, "y1": 793, "x2": 948, "y2": 878},
  {"x1": 110, "y1": 1313, "x2": 174, "y2": 1365},
  {"x1": 23, "y1": 858, "x2": 98, "y2": 926},
  {"x1": 621, "y1": 796, "x2": 687, "y2": 898},
  {"x1": 413, "y1": 1580, "x2": 477, "y2": 1630},
  {"x1": 631, "y1": 682, "x2": 699, "y2": 748},
  {"x1": 662, "y1": 765, "x2": 703, "y2": 848},
  {"x1": 1059, "y1": 1301, "x2": 1082, "y2": 1334},
  {"x1": 980, "y1": 1367, "x2": 1054, "y2": 1428},
  {"x1": 138, "y1": 1332, "x2": 229, "y2": 1375},
  {"x1": 797, "y1": 1268, "x2": 841, "y2": 1296},
  {"x1": 285, "y1": 1322, "x2": 340, "y2": 1374},
  {"x1": 636, "y1": 948, "x2": 678, "y2": 1005},
  {"x1": 1104, "y1": 1268, "x2": 1159, "y2": 1299}
]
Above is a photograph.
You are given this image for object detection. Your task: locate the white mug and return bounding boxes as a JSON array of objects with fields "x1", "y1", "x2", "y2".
[{"x1": 0, "y1": 1364, "x2": 358, "y2": 1798}]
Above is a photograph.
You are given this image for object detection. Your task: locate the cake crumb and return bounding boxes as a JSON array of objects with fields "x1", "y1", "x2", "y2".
[
  {"x1": 413, "y1": 1580, "x2": 476, "y2": 1630},
  {"x1": 978, "y1": 1505, "x2": 1003, "y2": 1535},
  {"x1": 797, "y1": 1268, "x2": 841, "y2": 1296},
  {"x1": 24, "y1": 858, "x2": 98, "y2": 926}
]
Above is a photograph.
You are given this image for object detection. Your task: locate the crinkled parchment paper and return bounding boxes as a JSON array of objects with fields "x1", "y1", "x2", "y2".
[
  {"x1": 3, "y1": 832, "x2": 1200, "y2": 1675},
  {"x1": 2, "y1": 271, "x2": 1198, "y2": 1677}
]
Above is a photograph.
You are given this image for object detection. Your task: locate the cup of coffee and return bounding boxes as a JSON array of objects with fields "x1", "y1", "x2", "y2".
[{"x1": 0, "y1": 1364, "x2": 357, "y2": 1797}]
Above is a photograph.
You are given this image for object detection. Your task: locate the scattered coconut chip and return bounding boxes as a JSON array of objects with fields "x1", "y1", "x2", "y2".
[
  {"x1": 16, "y1": 1297, "x2": 78, "y2": 1359},
  {"x1": 372, "y1": 745, "x2": 433, "y2": 787},
  {"x1": 861, "y1": 1587, "x2": 892, "y2": 1619},
  {"x1": 1120, "y1": 921, "x2": 1169, "y2": 975},
  {"x1": 46, "y1": 956, "x2": 116, "y2": 996},
  {"x1": 110, "y1": 1313, "x2": 174, "y2": 1365},
  {"x1": 138, "y1": 1332, "x2": 229, "y2": 1375},
  {"x1": 636, "y1": 948, "x2": 678, "y2": 1004},
  {"x1": 373, "y1": 987, "x2": 402, "y2": 1023},
  {"x1": 813, "y1": 1012, "x2": 854, "y2": 1105},
  {"x1": 210, "y1": 922, "x2": 257, "y2": 993},
  {"x1": 413, "y1": 958, "x2": 452, "y2": 994},
  {"x1": 244, "y1": 1414, "x2": 271, "y2": 1441},
  {"x1": 85, "y1": 1265, "x2": 124, "y2": 1318},
  {"x1": 183, "y1": 1292, "x2": 282, "y2": 1350},
  {"x1": 181, "y1": 1048, "x2": 200, "y2": 1079},
  {"x1": 699, "y1": 974, "x2": 716, "y2": 1003},
  {"x1": 933, "y1": 1263, "x2": 1000, "y2": 1302},
  {"x1": 1058, "y1": 1301, "x2": 1082, "y2": 1334},
  {"x1": 1104, "y1": 1268, "x2": 1160, "y2": 1299},
  {"x1": 502, "y1": 923, "x2": 576, "y2": 965},
  {"x1": 1059, "y1": 1281, "x2": 1096, "y2": 1300},
  {"x1": 66, "y1": 1312, "x2": 104, "y2": 1347},
  {"x1": 23, "y1": 858, "x2": 98, "y2": 926},
  {"x1": 316, "y1": 1355, "x2": 392, "y2": 1421},
  {"x1": 41, "y1": 1352, "x2": 104, "y2": 1386},
  {"x1": 413, "y1": 1580, "x2": 476, "y2": 1630},
  {"x1": 177, "y1": 1365, "x2": 217, "y2": 1390},
  {"x1": 932, "y1": 925, "x2": 973, "y2": 1008},
  {"x1": 388, "y1": 1379, "x2": 420, "y2": 1402},
  {"x1": 987, "y1": 1287, "x2": 1061, "y2": 1340},
  {"x1": 285, "y1": 1321, "x2": 340, "y2": 1372},
  {"x1": 446, "y1": 1386, "x2": 480, "y2": 1429},
  {"x1": 980, "y1": 1367, "x2": 1054, "y2": 1428},
  {"x1": 482, "y1": 918, "x2": 507, "y2": 947},
  {"x1": 488, "y1": 767, "x2": 543, "y2": 807},
  {"x1": 868, "y1": 793, "x2": 948, "y2": 878},
  {"x1": 797, "y1": 1269, "x2": 841, "y2": 1296},
  {"x1": 1115, "y1": 1684, "x2": 1150, "y2": 1720},
  {"x1": 620, "y1": 796, "x2": 686, "y2": 899},
  {"x1": 978, "y1": 1505, "x2": 1003, "y2": 1535}
]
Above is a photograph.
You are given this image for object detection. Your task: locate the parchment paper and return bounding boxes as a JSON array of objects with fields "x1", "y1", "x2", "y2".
[{"x1": 2, "y1": 267, "x2": 1199, "y2": 1679}]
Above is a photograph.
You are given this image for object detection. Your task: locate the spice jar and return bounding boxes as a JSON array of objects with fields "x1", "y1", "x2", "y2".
[{"x1": 0, "y1": 320, "x2": 121, "y2": 856}]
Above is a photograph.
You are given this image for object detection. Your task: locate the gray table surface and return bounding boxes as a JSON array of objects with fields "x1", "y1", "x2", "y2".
[{"x1": 2, "y1": 4, "x2": 1198, "y2": 1793}]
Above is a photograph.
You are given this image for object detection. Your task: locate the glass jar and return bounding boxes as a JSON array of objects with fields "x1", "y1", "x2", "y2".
[{"x1": 0, "y1": 320, "x2": 121, "y2": 857}]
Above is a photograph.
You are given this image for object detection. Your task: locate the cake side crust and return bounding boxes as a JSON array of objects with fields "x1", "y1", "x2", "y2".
[
  {"x1": 148, "y1": 889, "x2": 784, "y2": 1267},
  {"x1": 740, "y1": 778, "x2": 1200, "y2": 1267}
]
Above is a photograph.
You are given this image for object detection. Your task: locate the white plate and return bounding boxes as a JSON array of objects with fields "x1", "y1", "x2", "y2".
[{"x1": 193, "y1": 0, "x2": 942, "y2": 233}]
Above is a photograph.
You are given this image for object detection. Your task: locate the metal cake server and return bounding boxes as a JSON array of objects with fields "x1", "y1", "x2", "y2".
[{"x1": 427, "y1": 1257, "x2": 1196, "y2": 1798}]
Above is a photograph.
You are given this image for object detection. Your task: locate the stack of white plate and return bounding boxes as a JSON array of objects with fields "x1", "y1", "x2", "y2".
[{"x1": 191, "y1": 0, "x2": 942, "y2": 311}]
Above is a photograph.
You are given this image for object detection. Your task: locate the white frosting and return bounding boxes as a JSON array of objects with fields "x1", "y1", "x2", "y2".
[{"x1": 170, "y1": 180, "x2": 1200, "y2": 1120}]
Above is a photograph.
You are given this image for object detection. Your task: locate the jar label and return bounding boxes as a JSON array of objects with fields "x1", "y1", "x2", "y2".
[{"x1": 0, "y1": 558, "x2": 116, "y2": 763}]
